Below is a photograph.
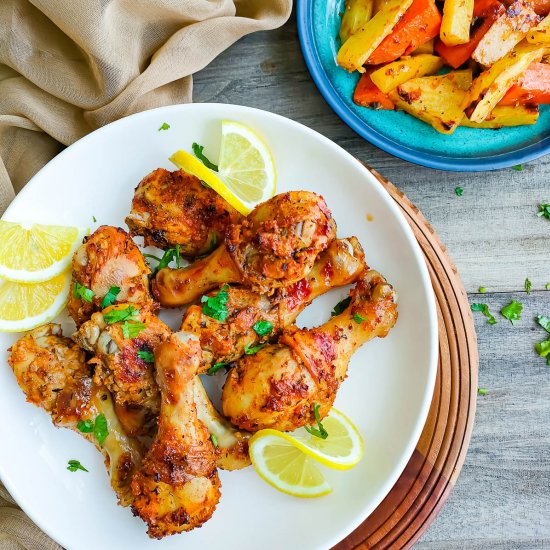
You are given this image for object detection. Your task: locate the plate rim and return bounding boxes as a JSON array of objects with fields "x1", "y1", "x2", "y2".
[
  {"x1": 296, "y1": 0, "x2": 550, "y2": 172},
  {"x1": 0, "y1": 102, "x2": 439, "y2": 550}
]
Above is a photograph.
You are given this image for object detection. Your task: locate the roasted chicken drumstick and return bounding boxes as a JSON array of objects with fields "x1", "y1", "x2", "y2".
[
  {"x1": 153, "y1": 191, "x2": 337, "y2": 306},
  {"x1": 125, "y1": 168, "x2": 242, "y2": 258},
  {"x1": 131, "y1": 332, "x2": 221, "y2": 539},
  {"x1": 8, "y1": 324, "x2": 143, "y2": 506},
  {"x1": 222, "y1": 270, "x2": 398, "y2": 432}
]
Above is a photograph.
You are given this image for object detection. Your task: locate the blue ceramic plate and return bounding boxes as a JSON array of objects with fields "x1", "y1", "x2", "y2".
[{"x1": 297, "y1": 0, "x2": 550, "y2": 171}]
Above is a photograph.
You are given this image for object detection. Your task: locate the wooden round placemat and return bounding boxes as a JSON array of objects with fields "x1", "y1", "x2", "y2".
[{"x1": 335, "y1": 167, "x2": 479, "y2": 550}]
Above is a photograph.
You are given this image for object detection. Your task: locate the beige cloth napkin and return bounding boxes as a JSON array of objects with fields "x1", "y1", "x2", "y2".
[{"x1": 0, "y1": 1, "x2": 291, "y2": 548}]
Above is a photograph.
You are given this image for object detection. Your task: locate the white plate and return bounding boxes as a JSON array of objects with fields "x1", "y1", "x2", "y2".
[{"x1": 0, "y1": 104, "x2": 438, "y2": 550}]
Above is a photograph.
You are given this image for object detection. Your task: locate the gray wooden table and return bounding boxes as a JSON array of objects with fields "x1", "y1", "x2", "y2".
[{"x1": 192, "y1": 13, "x2": 550, "y2": 549}]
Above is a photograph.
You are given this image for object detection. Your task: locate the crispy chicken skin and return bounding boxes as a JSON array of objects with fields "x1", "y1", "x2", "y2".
[
  {"x1": 8, "y1": 324, "x2": 143, "y2": 506},
  {"x1": 222, "y1": 270, "x2": 398, "y2": 432},
  {"x1": 125, "y1": 168, "x2": 242, "y2": 257},
  {"x1": 68, "y1": 226, "x2": 155, "y2": 326},
  {"x1": 131, "y1": 332, "x2": 221, "y2": 539},
  {"x1": 153, "y1": 191, "x2": 337, "y2": 307},
  {"x1": 73, "y1": 304, "x2": 171, "y2": 436},
  {"x1": 182, "y1": 237, "x2": 366, "y2": 371}
]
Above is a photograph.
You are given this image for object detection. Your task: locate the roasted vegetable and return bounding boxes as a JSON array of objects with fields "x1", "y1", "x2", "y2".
[
  {"x1": 354, "y1": 70, "x2": 396, "y2": 109},
  {"x1": 465, "y1": 43, "x2": 546, "y2": 122},
  {"x1": 524, "y1": 0, "x2": 550, "y2": 15},
  {"x1": 472, "y1": 0, "x2": 539, "y2": 65},
  {"x1": 440, "y1": 0, "x2": 475, "y2": 45},
  {"x1": 527, "y1": 14, "x2": 550, "y2": 42},
  {"x1": 367, "y1": 0, "x2": 442, "y2": 64},
  {"x1": 414, "y1": 39, "x2": 435, "y2": 55},
  {"x1": 389, "y1": 70, "x2": 472, "y2": 134},
  {"x1": 499, "y1": 61, "x2": 550, "y2": 104},
  {"x1": 370, "y1": 54, "x2": 444, "y2": 93},
  {"x1": 462, "y1": 104, "x2": 539, "y2": 126},
  {"x1": 337, "y1": 0, "x2": 414, "y2": 72},
  {"x1": 340, "y1": 0, "x2": 374, "y2": 44}
]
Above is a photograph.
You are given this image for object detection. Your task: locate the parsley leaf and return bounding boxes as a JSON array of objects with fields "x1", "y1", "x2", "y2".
[
  {"x1": 158, "y1": 122, "x2": 170, "y2": 131},
  {"x1": 525, "y1": 278, "x2": 532, "y2": 294},
  {"x1": 146, "y1": 247, "x2": 182, "y2": 275},
  {"x1": 455, "y1": 187, "x2": 463, "y2": 197},
  {"x1": 67, "y1": 459, "x2": 88, "y2": 473},
  {"x1": 546, "y1": 283, "x2": 550, "y2": 290},
  {"x1": 192, "y1": 142, "x2": 219, "y2": 171},
  {"x1": 331, "y1": 296, "x2": 351, "y2": 317},
  {"x1": 210, "y1": 433, "x2": 219, "y2": 448},
  {"x1": 94, "y1": 413, "x2": 109, "y2": 446},
  {"x1": 537, "y1": 315, "x2": 550, "y2": 333},
  {"x1": 477, "y1": 388, "x2": 488, "y2": 395},
  {"x1": 471, "y1": 303, "x2": 497, "y2": 325},
  {"x1": 92, "y1": 215, "x2": 97, "y2": 223},
  {"x1": 535, "y1": 339, "x2": 550, "y2": 361},
  {"x1": 73, "y1": 282, "x2": 95, "y2": 303},
  {"x1": 353, "y1": 312, "x2": 367, "y2": 323},
  {"x1": 207, "y1": 362, "x2": 229, "y2": 375},
  {"x1": 104, "y1": 306, "x2": 139, "y2": 324},
  {"x1": 478, "y1": 287, "x2": 487, "y2": 293},
  {"x1": 201, "y1": 284, "x2": 229, "y2": 322},
  {"x1": 304, "y1": 403, "x2": 328, "y2": 440},
  {"x1": 500, "y1": 300, "x2": 523, "y2": 325},
  {"x1": 513, "y1": 164, "x2": 523, "y2": 171},
  {"x1": 101, "y1": 286, "x2": 121, "y2": 309},
  {"x1": 122, "y1": 321, "x2": 146, "y2": 339},
  {"x1": 244, "y1": 343, "x2": 266, "y2": 355},
  {"x1": 537, "y1": 203, "x2": 550, "y2": 220},
  {"x1": 77, "y1": 420, "x2": 94, "y2": 433},
  {"x1": 253, "y1": 320, "x2": 273, "y2": 336},
  {"x1": 138, "y1": 350, "x2": 155, "y2": 363}
]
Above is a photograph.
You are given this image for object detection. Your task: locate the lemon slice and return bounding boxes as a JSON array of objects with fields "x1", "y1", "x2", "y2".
[
  {"x1": 249, "y1": 433, "x2": 332, "y2": 498},
  {"x1": 0, "y1": 272, "x2": 70, "y2": 332},
  {"x1": 169, "y1": 121, "x2": 276, "y2": 215},
  {"x1": 0, "y1": 221, "x2": 87, "y2": 283}
]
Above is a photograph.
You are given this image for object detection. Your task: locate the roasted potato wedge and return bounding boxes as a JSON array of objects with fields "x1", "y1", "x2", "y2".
[
  {"x1": 389, "y1": 70, "x2": 472, "y2": 134},
  {"x1": 414, "y1": 39, "x2": 436, "y2": 55},
  {"x1": 440, "y1": 0, "x2": 475, "y2": 46},
  {"x1": 462, "y1": 105, "x2": 539, "y2": 127},
  {"x1": 370, "y1": 54, "x2": 444, "y2": 93},
  {"x1": 340, "y1": 0, "x2": 374, "y2": 43},
  {"x1": 527, "y1": 14, "x2": 550, "y2": 43},
  {"x1": 337, "y1": 0, "x2": 414, "y2": 72}
]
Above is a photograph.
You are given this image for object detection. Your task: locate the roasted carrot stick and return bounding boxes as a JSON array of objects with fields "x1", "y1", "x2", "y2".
[
  {"x1": 353, "y1": 70, "x2": 395, "y2": 110},
  {"x1": 499, "y1": 62, "x2": 550, "y2": 105},
  {"x1": 367, "y1": 0, "x2": 442, "y2": 65}
]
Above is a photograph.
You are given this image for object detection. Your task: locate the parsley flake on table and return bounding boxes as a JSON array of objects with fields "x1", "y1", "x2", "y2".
[
  {"x1": 77, "y1": 419, "x2": 94, "y2": 433},
  {"x1": 138, "y1": 350, "x2": 155, "y2": 363},
  {"x1": 535, "y1": 339, "x2": 550, "y2": 365},
  {"x1": 201, "y1": 284, "x2": 229, "y2": 322},
  {"x1": 192, "y1": 142, "x2": 219, "y2": 171},
  {"x1": 207, "y1": 362, "x2": 229, "y2": 375},
  {"x1": 478, "y1": 287, "x2": 487, "y2": 293},
  {"x1": 103, "y1": 305, "x2": 139, "y2": 324},
  {"x1": 477, "y1": 388, "x2": 489, "y2": 396},
  {"x1": 92, "y1": 215, "x2": 97, "y2": 223},
  {"x1": 500, "y1": 300, "x2": 523, "y2": 325},
  {"x1": 67, "y1": 460, "x2": 88, "y2": 473},
  {"x1": 304, "y1": 403, "x2": 329, "y2": 440},
  {"x1": 331, "y1": 296, "x2": 351, "y2": 317},
  {"x1": 244, "y1": 343, "x2": 266, "y2": 355},
  {"x1": 471, "y1": 303, "x2": 497, "y2": 325},
  {"x1": 546, "y1": 283, "x2": 550, "y2": 290},
  {"x1": 353, "y1": 312, "x2": 367, "y2": 323},
  {"x1": 253, "y1": 320, "x2": 273, "y2": 336},
  {"x1": 455, "y1": 187, "x2": 463, "y2": 197},
  {"x1": 513, "y1": 164, "x2": 523, "y2": 171},
  {"x1": 158, "y1": 122, "x2": 170, "y2": 131},
  {"x1": 73, "y1": 282, "x2": 95, "y2": 303},
  {"x1": 525, "y1": 278, "x2": 532, "y2": 294},
  {"x1": 537, "y1": 203, "x2": 550, "y2": 220},
  {"x1": 94, "y1": 413, "x2": 109, "y2": 445},
  {"x1": 122, "y1": 321, "x2": 146, "y2": 339},
  {"x1": 537, "y1": 315, "x2": 550, "y2": 333},
  {"x1": 101, "y1": 286, "x2": 121, "y2": 309}
]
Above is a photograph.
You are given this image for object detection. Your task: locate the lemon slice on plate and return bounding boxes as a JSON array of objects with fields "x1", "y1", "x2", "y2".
[
  {"x1": 169, "y1": 120, "x2": 276, "y2": 215},
  {"x1": 0, "y1": 221, "x2": 87, "y2": 283},
  {"x1": 0, "y1": 272, "x2": 71, "y2": 332}
]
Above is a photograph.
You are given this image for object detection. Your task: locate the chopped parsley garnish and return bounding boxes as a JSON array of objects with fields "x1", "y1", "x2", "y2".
[
  {"x1": 158, "y1": 122, "x2": 170, "y2": 131},
  {"x1": 525, "y1": 278, "x2": 532, "y2": 294},
  {"x1": 546, "y1": 283, "x2": 550, "y2": 290},
  {"x1": 122, "y1": 321, "x2": 146, "y2": 339},
  {"x1": 101, "y1": 286, "x2": 121, "y2": 309},
  {"x1": 500, "y1": 300, "x2": 522, "y2": 325},
  {"x1": 535, "y1": 339, "x2": 550, "y2": 365},
  {"x1": 537, "y1": 315, "x2": 550, "y2": 333},
  {"x1": 73, "y1": 282, "x2": 95, "y2": 303},
  {"x1": 477, "y1": 388, "x2": 488, "y2": 396},
  {"x1": 353, "y1": 312, "x2": 367, "y2": 323},
  {"x1": 210, "y1": 433, "x2": 219, "y2": 448},
  {"x1": 207, "y1": 362, "x2": 229, "y2": 375},
  {"x1": 253, "y1": 320, "x2": 273, "y2": 336},
  {"x1": 471, "y1": 303, "x2": 497, "y2": 325},
  {"x1": 304, "y1": 403, "x2": 328, "y2": 440},
  {"x1": 513, "y1": 164, "x2": 523, "y2": 171},
  {"x1": 537, "y1": 203, "x2": 550, "y2": 220},
  {"x1": 92, "y1": 215, "x2": 97, "y2": 223},
  {"x1": 146, "y1": 247, "x2": 182, "y2": 275},
  {"x1": 478, "y1": 287, "x2": 487, "y2": 293},
  {"x1": 67, "y1": 460, "x2": 88, "y2": 473},
  {"x1": 104, "y1": 305, "x2": 139, "y2": 324},
  {"x1": 455, "y1": 187, "x2": 463, "y2": 197},
  {"x1": 77, "y1": 420, "x2": 94, "y2": 433},
  {"x1": 331, "y1": 296, "x2": 351, "y2": 317},
  {"x1": 138, "y1": 350, "x2": 155, "y2": 363},
  {"x1": 201, "y1": 284, "x2": 229, "y2": 322},
  {"x1": 94, "y1": 413, "x2": 109, "y2": 445},
  {"x1": 192, "y1": 142, "x2": 219, "y2": 171},
  {"x1": 244, "y1": 343, "x2": 266, "y2": 355}
]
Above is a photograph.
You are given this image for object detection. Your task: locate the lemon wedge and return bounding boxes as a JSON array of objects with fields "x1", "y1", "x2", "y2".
[
  {"x1": 0, "y1": 272, "x2": 71, "y2": 332},
  {"x1": 169, "y1": 120, "x2": 276, "y2": 215},
  {"x1": 248, "y1": 408, "x2": 364, "y2": 497},
  {"x1": 0, "y1": 221, "x2": 87, "y2": 283}
]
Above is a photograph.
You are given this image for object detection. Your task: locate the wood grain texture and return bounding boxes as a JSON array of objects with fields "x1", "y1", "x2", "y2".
[{"x1": 192, "y1": 11, "x2": 550, "y2": 548}]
